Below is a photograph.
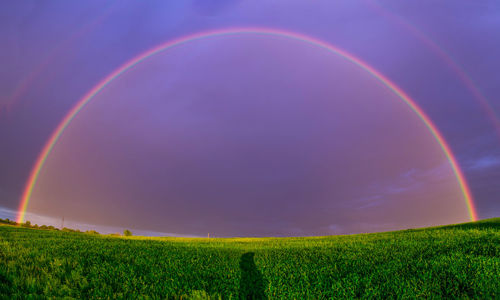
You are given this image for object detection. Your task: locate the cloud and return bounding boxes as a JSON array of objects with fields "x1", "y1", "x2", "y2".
[
  {"x1": 466, "y1": 155, "x2": 500, "y2": 170},
  {"x1": 0, "y1": 206, "x2": 16, "y2": 220},
  {"x1": 354, "y1": 162, "x2": 454, "y2": 210},
  {"x1": 378, "y1": 168, "x2": 424, "y2": 195},
  {"x1": 354, "y1": 195, "x2": 385, "y2": 210},
  {"x1": 327, "y1": 224, "x2": 343, "y2": 234}
]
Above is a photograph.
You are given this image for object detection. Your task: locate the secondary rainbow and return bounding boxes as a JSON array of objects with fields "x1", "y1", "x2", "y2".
[
  {"x1": 366, "y1": 0, "x2": 500, "y2": 137},
  {"x1": 6, "y1": 3, "x2": 117, "y2": 113},
  {"x1": 16, "y1": 27, "x2": 478, "y2": 224}
]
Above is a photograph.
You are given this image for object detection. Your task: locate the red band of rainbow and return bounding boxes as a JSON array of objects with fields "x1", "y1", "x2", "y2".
[{"x1": 17, "y1": 27, "x2": 478, "y2": 224}]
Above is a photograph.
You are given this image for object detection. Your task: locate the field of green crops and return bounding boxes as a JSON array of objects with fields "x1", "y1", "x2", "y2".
[{"x1": 1, "y1": 218, "x2": 498, "y2": 298}]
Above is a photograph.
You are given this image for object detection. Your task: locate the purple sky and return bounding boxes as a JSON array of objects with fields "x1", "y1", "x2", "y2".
[{"x1": 0, "y1": 0, "x2": 499, "y2": 237}]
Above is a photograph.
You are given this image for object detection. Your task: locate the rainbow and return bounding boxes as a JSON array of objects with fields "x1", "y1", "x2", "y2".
[{"x1": 16, "y1": 27, "x2": 478, "y2": 224}]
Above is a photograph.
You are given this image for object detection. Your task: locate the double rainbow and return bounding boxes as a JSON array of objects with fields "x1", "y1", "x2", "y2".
[{"x1": 16, "y1": 28, "x2": 478, "y2": 223}]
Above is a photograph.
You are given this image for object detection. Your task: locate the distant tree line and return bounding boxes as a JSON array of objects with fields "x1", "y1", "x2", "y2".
[
  {"x1": 0, "y1": 217, "x2": 134, "y2": 237},
  {"x1": 0, "y1": 217, "x2": 99, "y2": 235},
  {"x1": 0, "y1": 218, "x2": 17, "y2": 225}
]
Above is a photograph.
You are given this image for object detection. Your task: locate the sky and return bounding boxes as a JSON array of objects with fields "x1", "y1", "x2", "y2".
[{"x1": 0, "y1": 0, "x2": 499, "y2": 237}]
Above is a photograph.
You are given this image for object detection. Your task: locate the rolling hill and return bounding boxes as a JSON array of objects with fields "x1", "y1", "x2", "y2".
[{"x1": 0, "y1": 218, "x2": 498, "y2": 298}]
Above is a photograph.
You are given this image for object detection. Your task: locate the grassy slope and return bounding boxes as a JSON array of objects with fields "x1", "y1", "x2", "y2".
[{"x1": 0, "y1": 219, "x2": 498, "y2": 298}]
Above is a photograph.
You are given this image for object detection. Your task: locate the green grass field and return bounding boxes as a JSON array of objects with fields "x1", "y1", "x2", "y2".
[{"x1": 0, "y1": 219, "x2": 498, "y2": 298}]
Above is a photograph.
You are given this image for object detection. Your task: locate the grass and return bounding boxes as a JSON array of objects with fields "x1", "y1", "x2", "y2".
[{"x1": 0, "y1": 218, "x2": 498, "y2": 298}]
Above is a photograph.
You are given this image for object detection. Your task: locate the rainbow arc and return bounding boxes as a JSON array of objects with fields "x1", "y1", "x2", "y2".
[{"x1": 17, "y1": 28, "x2": 478, "y2": 224}]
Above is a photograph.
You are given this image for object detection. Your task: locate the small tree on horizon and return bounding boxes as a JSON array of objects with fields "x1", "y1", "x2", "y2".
[{"x1": 123, "y1": 229, "x2": 132, "y2": 236}]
